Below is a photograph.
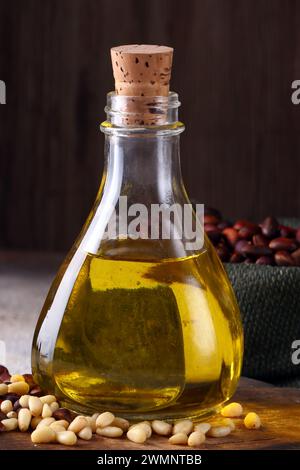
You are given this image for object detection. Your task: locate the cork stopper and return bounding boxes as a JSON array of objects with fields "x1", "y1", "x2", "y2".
[
  {"x1": 110, "y1": 45, "x2": 173, "y2": 126},
  {"x1": 111, "y1": 44, "x2": 173, "y2": 97}
]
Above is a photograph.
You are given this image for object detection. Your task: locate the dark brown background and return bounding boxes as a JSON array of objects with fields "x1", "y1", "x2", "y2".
[{"x1": 0, "y1": 0, "x2": 300, "y2": 251}]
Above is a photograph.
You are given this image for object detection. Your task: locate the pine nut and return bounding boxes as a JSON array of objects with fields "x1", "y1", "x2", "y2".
[
  {"x1": 36, "y1": 417, "x2": 55, "y2": 429},
  {"x1": 84, "y1": 413, "x2": 99, "y2": 433},
  {"x1": 50, "y1": 402, "x2": 59, "y2": 412},
  {"x1": 13, "y1": 400, "x2": 21, "y2": 412},
  {"x1": 95, "y1": 411, "x2": 115, "y2": 428},
  {"x1": 169, "y1": 432, "x2": 188, "y2": 445},
  {"x1": 53, "y1": 408, "x2": 72, "y2": 423},
  {"x1": 1, "y1": 418, "x2": 18, "y2": 431},
  {"x1": 188, "y1": 431, "x2": 206, "y2": 447},
  {"x1": 222, "y1": 418, "x2": 235, "y2": 431},
  {"x1": 85, "y1": 416, "x2": 97, "y2": 433},
  {"x1": 194, "y1": 423, "x2": 211, "y2": 434},
  {"x1": 10, "y1": 374, "x2": 25, "y2": 383},
  {"x1": 78, "y1": 426, "x2": 93, "y2": 440},
  {"x1": 29, "y1": 386, "x2": 42, "y2": 397},
  {"x1": 244, "y1": 412, "x2": 261, "y2": 429},
  {"x1": 19, "y1": 395, "x2": 30, "y2": 408},
  {"x1": 18, "y1": 408, "x2": 32, "y2": 432},
  {"x1": 1, "y1": 400, "x2": 13, "y2": 414},
  {"x1": 207, "y1": 426, "x2": 231, "y2": 438},
  {"x1": 8, "y1": 382, "x2": 29, "y2": 395},
  {"x1": 6, "y1": 411, "x2": 17, "y2": 419},
  {"x1": 130, "y1": 422, "x2": 152, "y2": 438},
  {"x1": 31, "y1": 426, "x2": 56, "y2": 443},
  {"x1": 31, "y1": 416, "x2": 42, "y2": 429},
  {"x1": 29, "y1": 396, "x2": 43, "y2": 417},
  {"x1": 112, "y1": 417, "x2": 130, "y2": 431},
  {"x1": 23, "y1": 374, "x2": 35, "y2": 388},
  {"x1": 127, "y1": 426, "x2": 147, "y2": 444},
  {"x1": 173, "y1": 419, "x2": 193, "y2": 435},
  {"x1": 0, "y1": 383, "x2": 8, "y2": 395},
  {"x1": 50, "y1": 423, "x2": 67, "y2": 433},
  {"x1": 40, "y1": 395, "x2": 57, "y2": 405},
  {"x1": 140, "y1": 420, "x2": 150, "y2": 426},
  {"x1": 68, "y1": 416, "x2": 89, "y2": 433},
  {"x1": 52, "y1": 419, "x2": 69, "y2": 429},
  {"x1": 152, "y1": 420, "x2": 172, "y2": 436},
  {"x1": 96, "y1": 426, "x2": 123, "y2": 438},
  {"x1": 221, "y1": 402, "x2": 243, "y2": 418},
  {"x1": 42, "y1": 403, "x2": 52, "y2": 418},
  {"x1": 56, "y1": 430, "x2": 77, "y2": 446}
]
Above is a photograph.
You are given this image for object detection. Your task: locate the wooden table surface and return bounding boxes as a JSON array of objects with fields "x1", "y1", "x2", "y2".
[
  {"x1": 1, "y1": 252, "x2": 300, "y2": 450},
  {"x1": 1, "y1": 377, "x2": 300, "y2": 450}
]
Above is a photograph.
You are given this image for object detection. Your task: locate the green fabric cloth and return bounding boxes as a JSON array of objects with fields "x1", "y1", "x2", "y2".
[{"x1": 225, "y1": 263, "x2": 300, "y2": 387}]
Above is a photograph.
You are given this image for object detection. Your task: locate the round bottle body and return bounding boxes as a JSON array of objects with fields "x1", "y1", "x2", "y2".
[{"x1": 32, "y1": 237, "x2": 243, "y2": 420}]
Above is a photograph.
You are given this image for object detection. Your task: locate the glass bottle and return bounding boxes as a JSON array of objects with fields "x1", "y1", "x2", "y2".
[{"x1": 32, "y1": 45, "x2": 243, "y2": 420}]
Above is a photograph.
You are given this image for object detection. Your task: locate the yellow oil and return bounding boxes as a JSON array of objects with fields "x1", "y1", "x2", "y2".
[{"x1": 32, "y1": 238, "x2": 243, "y2": 420}]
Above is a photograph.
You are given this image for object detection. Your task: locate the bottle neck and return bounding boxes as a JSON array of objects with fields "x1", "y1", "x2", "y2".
[
  {"x1": 100, "y1": 91, "x2": 186, "y2": 207},
  {"x1": 79, "y1": 91, "x2": 203, "y2": 259},
  {"x1": 101, "y1": 130, "x2": 187, "y2": 207}
]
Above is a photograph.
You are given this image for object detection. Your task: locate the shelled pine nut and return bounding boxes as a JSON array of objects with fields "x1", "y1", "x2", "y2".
[
  {"x1": 207, "y1": 426, "x2": 231, "y2": 438},
  {"x1": 188, "y1": 431, "x2": 206, "y2": 447},
  {"x1": 78, "y1": 426, "x2": 93, "y2": 440},
  {"x1": 112, "y1": 417, "x2": 130, "y2": 432},
  {"x1": 222, "y1": 418, "x2": 235, "y2": 430},
  {"x1": 1, "y1": 418, "x2": 18, "y2": 431},
  {"x1": 130, "y1": 422, "x2": 152, "y2": 438},
  {"x1": 1, "y1": 400, "x2": 13, "y2": 414},
  {"x1": 91, "y1": 413, "x2": 100, "y2": 420},
  {"x1": 173, "y1": 419, "x2": 193, "y2": 435},
  {"x1": 96, "y1": 426, "x2": 123, "y2": 438},
  {"x1": 49, "y1": 402, "x2": 59, "y2": 412},
  {"x1": 194, "y1": 423, "x2": 211, "y2": 434},
  {"x1": 42, "y1": 403, "x2": 52, "y2": 418},
  {"x1": 127, "y1": 427, "x2": 147, "y2": 444},
  {"x1": 244, "y1": 412, "x2": 261, "y2": 429},
  {"x1": 40, "y1": 395, "x2": 57, "y2": 405},
  {"x1": 96, "y1": 411, "x2": 115, "y2": 428},
  {"x1": 68, "y1": 416, "x2": 89, "y2": 433},
  {"x1": 84, "y1": 417, "x2": 94, "y2": 431},
  {"x1": 52, "y1": 419, "x2": 69, "y2": 429},
  {"x1": 18, "y1": 408, "x2": 32, "y2": 432},
  {"x1": 8, "y1": 382, "x2": 29, "y2": 395},
  {"x1": 50, "y1": 423, "x2": 67, "y2": 433},
  {"x1": 10, "y1": 374, "x2": 25, "y2": 383},
  {"x1": 221, "y1": 402, "x2": 243, "y2": 418},
  {"x1": 169, "y1": 432, "x2": 188, "y2": 445},
  {"x1": 152, "y1": 420, "x2": 172, "y2": 436},
  {"x1": 28, "y1": 396, "x2": 43, "y2": 417},
  {"x1": 31, "y1": 426, "x2": 56, "y2": 444},
  {"x1": 19, "y1": 395, "x2": 30, "y2": 408},
  {"x1": 56, "y1": 430, "x2": 77, "y2": 446},
  {"x1": 36, "y1": 417, "x2": 55, "y2": 429}
]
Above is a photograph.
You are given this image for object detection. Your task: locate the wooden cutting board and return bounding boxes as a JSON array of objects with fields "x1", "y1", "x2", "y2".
[{"x1": 1, "y1": 377, "x2": 300, "y2": 450}]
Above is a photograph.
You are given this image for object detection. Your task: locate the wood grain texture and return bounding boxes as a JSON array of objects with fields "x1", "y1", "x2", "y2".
[
  {"x1": 1, "y1": 378, "x2": 300, "y2": 450},
  {"x1": 0, "y1": 0, "x2": 300, "y2": 250}
]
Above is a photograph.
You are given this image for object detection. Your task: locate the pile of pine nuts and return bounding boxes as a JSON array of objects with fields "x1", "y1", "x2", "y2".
[{"x1": 0, "y1": 368, "x2": 261, "y2": 447}]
